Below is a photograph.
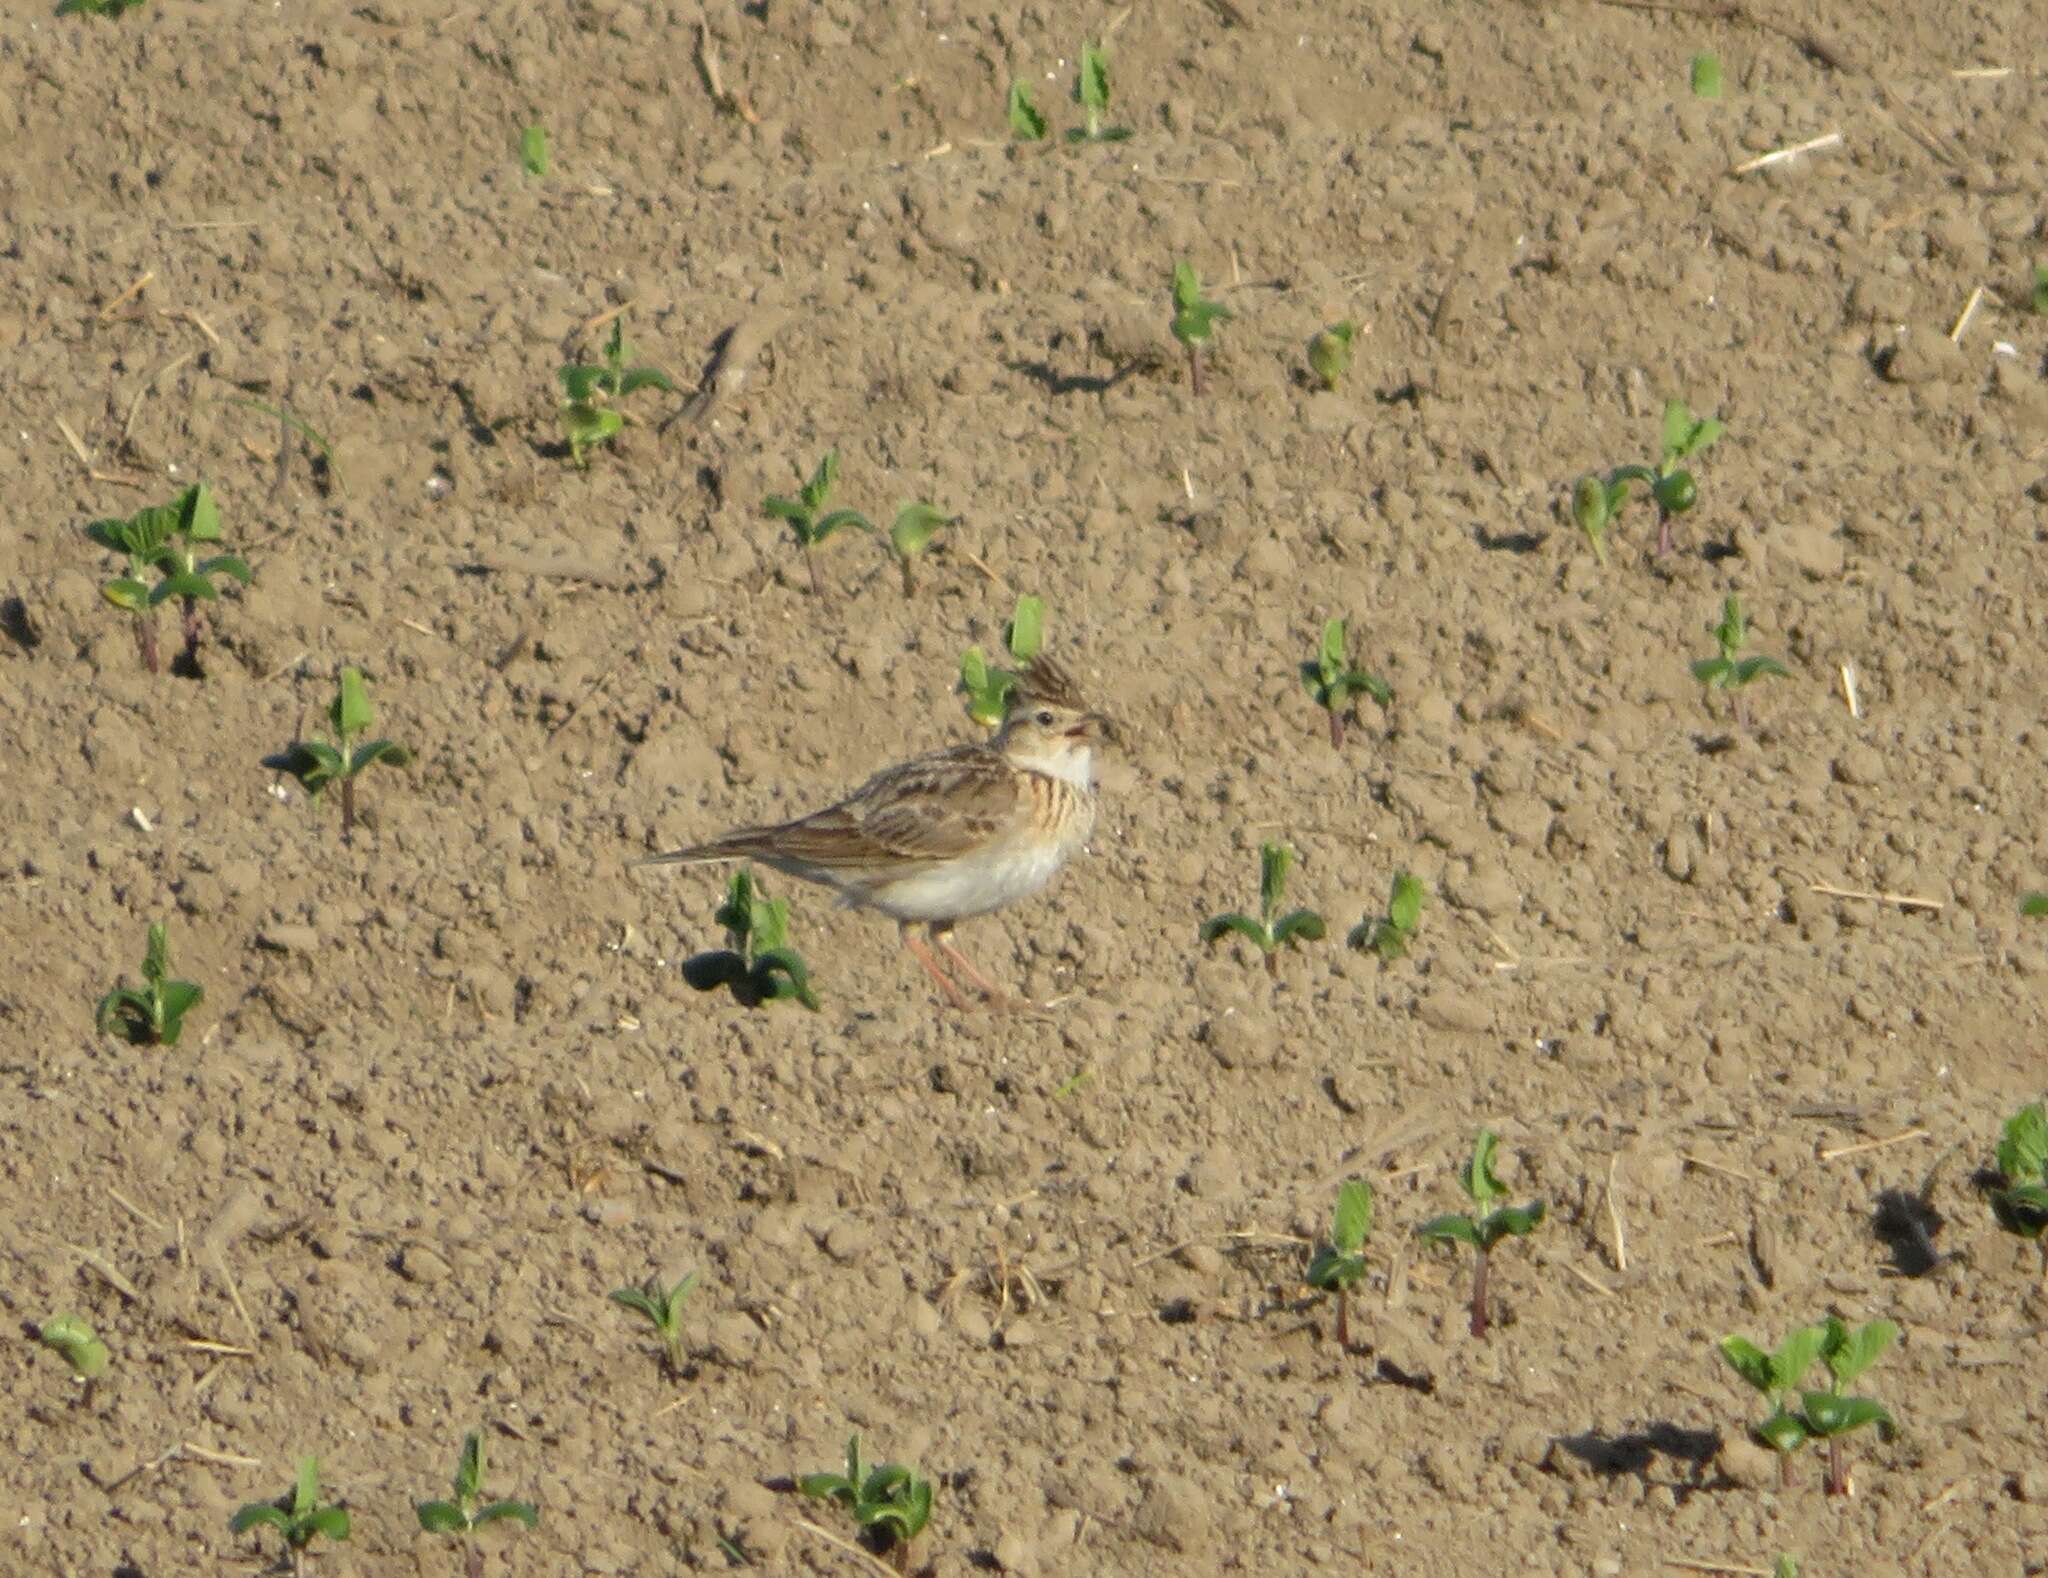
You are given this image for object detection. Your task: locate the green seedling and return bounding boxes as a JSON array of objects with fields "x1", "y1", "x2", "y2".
[
  {"x1": 888, "y1": 502, "x2": 953, "y2": 595},
  {"x1": 1573, "y1": 398, "x2": 1725, "y2": 559},
  {"x1": 520, "y1": 123, "x2": 549, "y2": 176},
  {"x1": 230, "y1": 1457, "x2": 351, "y2": 1578},
  {"x1": 2024, "y1": 893, "x2": 2048, "y2": 917},
  {"x1": 1301, "y1": 617, "x2": 1390, "y2": 747},
  {"x1": 1774, "y1": 1559, "x2": 1798, "y2": 1578},
  {"x1": 1305, "y1": 1178, "x2": 1373, "y2": 1351},
  {"x1": 681, "y1": 869, "x2": 820, "y2": 1010},
  {"x1": 1416, "y1": 1130, "x2": 1546, "y2": 1338},
  {"x1": 1348, "y1": 872, "x2": 1424, "y2": 962},
  {"x1": 1691, "y1": 51, "x2": 1723, "y2": 98},
  {"x1": 1170, "y1": 261, "x2": 1231, "y2": 396},
  {"x1": 1067, "y1": 42, "x2": 1131, "y2": 143},
  {"x1": 281, "y1": 667, "x2": 412, "y2": 840},
  {"x1": 1306, "y1": 320, "x2": 1357, "y2": 391},
  {"x1": 1690, "y1": 594, "x2": 1789, "y2": 729},
  {"x1": 1718, "y1": 1321, "x2": 1827, "y2": 1488},
  {"x1": 96, "y1": 923, "x2": 202, "y2": 1046},
  {"x1": 86, "y1": 482, "x2": 251, "y2": 672},
  {"x1": 559, "y1": 314, "x2": 674, "y2": 466},
  {"x1": 799, "y1": 1435, "x2": 933, "y2": 1573},
  {"x1": 608, "y1": 1271, "x2": 700, "y2": 1378},
  {"x1": 416, "y1": 1429, "x2": 538, "y2": 1577},
  {"x1": 1721, "y1": 1319, "x2": 1897, "y2": 1495},
  {"x1": 38, "y1": 1314, "x2": 108, "y2": 1380},
  {"x1": 763, "y1": 449, "x2": 874, "y2": 598},
  {"x1": 58, "y1": 0, "x2": 145, "y2": 14},
  {"x1": 1201, "y1": 842, "x2": 1326, "y2": 978},
  {"x1": 1570, "y1": 473, "x2": 1629, "y2": 568},
  {"x1": 1989, "y1": 1102, "x2": 2048, "y2": 1286},
  {"x1": 2031, "y1": 265, "x2": 2048, "y2": 316},
  {"x1": 960, "y1": 593, "x2": 1045, "y2": 727},
  {"x1": 1006, "y1": 80, "x2": 1048, "y2": 140}
]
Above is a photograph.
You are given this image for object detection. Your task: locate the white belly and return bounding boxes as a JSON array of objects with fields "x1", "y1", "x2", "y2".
[{"x1": 865, "y1": 836, "x2": 1074, "y2": 923}]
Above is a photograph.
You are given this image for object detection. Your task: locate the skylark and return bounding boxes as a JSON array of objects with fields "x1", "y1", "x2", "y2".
[{"x1": 634, "y1": 656, "x2": 1107, "y2": 1009}]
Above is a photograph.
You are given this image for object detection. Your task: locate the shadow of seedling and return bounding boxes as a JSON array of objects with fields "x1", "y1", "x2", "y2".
[
  {"x1": 1555, "y1": 1423, "x2": 1724, "y2": 1494},
  {"x1": 1872, "y1": 1185, "x2": 1946, "y2": 1278},
  {"x1": 682, "y1": 869, "x2": 819, "y2": 1010}
]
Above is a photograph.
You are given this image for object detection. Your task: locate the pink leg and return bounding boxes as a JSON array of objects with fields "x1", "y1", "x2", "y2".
[
  {"x1": 933, "y1": 925, "x2": 1034, "y2": 1011},
  {"x1": 900, "y1": 925, "x2": 974, "y2": 1011}
]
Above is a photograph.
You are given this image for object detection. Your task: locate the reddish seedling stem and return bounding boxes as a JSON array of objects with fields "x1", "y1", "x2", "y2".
[
  {"x1": 1328, "y1": 708, "x2": 1345, "y2": 749},
  {"x1": 135, "y1": 616, "x2": 160, "y2": 674},
  {"x1": 1469, "y1": 1245, "x2": 1491, "y2": 1338},
  {"x1": 1656, "y1": 510, "x2": 1676, "y2": 557},
  {"x1": 1263, "y1": 947, "x2": 1278, "y2": 979},
  {"x1": 181, "y1": 597, "x2": 205, "y2": 661},
  {"x1": 804, "y1": 546, "x2": 824, "y2": 599},
  {"x1": 1779, "y1": 1451, "x2": 1795, "y2": 1491},
  {"x1": 1335, "y1": 1288, "x2": 1352, "y2": 1352},
  {"x1": 1186, "y1": 344, "x2": 1204, "y2": 397},
  {"x1": 1825, "y1": 1438, "x2": 1847, "y2": 1497},
  {"x1": 340, "y1": 775, "x2": 357, "y2": 841}
]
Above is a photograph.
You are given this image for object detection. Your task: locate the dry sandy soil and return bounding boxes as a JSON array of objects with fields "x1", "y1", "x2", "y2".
[{"x1": 7, "y1": 0, "x2": 2048, "y2": 1573}]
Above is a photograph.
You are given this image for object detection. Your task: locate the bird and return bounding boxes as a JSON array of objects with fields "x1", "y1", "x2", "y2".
[{"x1": 633, "y1": 656, "x2": 1108, "y2": 1010}]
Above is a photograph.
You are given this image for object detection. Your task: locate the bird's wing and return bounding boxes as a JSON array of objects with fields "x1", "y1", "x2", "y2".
[
  {"x1": 636, "y1": 744, "x2": 1023, "y2": 871},
  {"x1": 765, "y1": 745, "x2": 1024, "y2": 868}
]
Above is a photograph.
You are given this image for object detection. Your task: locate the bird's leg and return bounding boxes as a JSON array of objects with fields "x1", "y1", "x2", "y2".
[
  {"x1": 900, "y1": 923, "x2": 975, "y2": 1012},
  {"x1": 932, "y1": 923, "x2": 1036, "y2": 1012}
]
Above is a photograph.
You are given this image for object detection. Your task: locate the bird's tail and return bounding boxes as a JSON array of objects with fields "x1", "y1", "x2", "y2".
[{"x1": 631, "y1": 828, "x2": 780, "y2": 869}]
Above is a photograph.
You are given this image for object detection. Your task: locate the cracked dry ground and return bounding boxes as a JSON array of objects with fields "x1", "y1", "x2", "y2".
[{"x1": 6, "y1": 0, "x2": 2048, "y2": 1574}]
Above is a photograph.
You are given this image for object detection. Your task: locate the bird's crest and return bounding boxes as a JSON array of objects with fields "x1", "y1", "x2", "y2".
[{"x1": 1009, "y1": 653, "x2": 1090, "y2": 714}]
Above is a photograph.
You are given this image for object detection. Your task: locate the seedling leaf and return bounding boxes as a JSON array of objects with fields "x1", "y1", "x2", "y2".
[
  {"x1": 1270, "y1": 909, "x2": 1326, "y2": 946},
  {"x1": 304, "y1": 1507, "x2": 352, "y2": 1542},
  {"x1": 1691, "y1": 51, "x2": 1723, "y2": 99},
  {"x1": 150, "y1": 572, "x2": 219, "y2": 604},
  {"x1": 1200, "y1": 914, "x2": 1269, "y2": 948},
  {"x1": 348, "y1": 739, "x2": 411, "y2": 776},
  {"x1": 473, "y1": 1501, "x2": 540, "y2": 1529},
  {"x1": 1416, "y1": 1214, "x2": 1482, "y2": 1249},
  {"x1": 617, "y1": 366, "x2": 677, "y2": 397},
  {"x1": 1007, "y1": 594, "x2": 1045, "y2": 661},
  {"x1": 1307, "y1": 321, "x2": 1356, "y2": 390},
  {"x1": 1386, "y1": 873, "x2": 1424, "y2": 933},
  {"x1": 102, "y1": 577, "x2": 150, "y2": 611},
  {"x1": 1800, "y1": 1392, "x2": 1892, "y2": 1438},
  {"x1": 415, "y1": 1502, "x2": 466, "y2": 1534},
  {"x1": 1258, "y1": 841, "x2": 1293, "y2": 918},
  {"x1": 1006, "y1": 81, "x2": 1047, "y2": 140},
  {"x1": 1775, "y1": 1324, "x2": 1829, "y2": 1391},
  {"x1": 810, "y1": 508, "x2": 875, "y2": 543},
  {"x1": 1824, "y1": 1318, "x2": 1897, "y2": 1386},
  {"x1": 1331, "y1": 1177, "x2": 1372, "y2": 1254},
  {"x1": 196, "y1": 554, "x2": 253, "y2": 584},
  {"x1": 38, "y1": 1314, "x2": 109, "y2": 1378},
  {"x1": 521, "y1": 123, "x2": 550, "y2": 176},
  {"x1": 2022, "y1": 894, "x2": 2048, "y2": 917},
  {"x1": 1720, "y1": 1336, "x2": 1776, "y2": 1395},
  {"x1": 890, "y1": 502, "x2": 950, "y2": 560},
  {"x1": 1754, "y1": 1408, "x2": 1810, "y2": 1454},
  {"x1": 231, "y1": 1506, "x2": 292, "y2": 1534},
  {"x1": 1460, "y1": 1129, "x2": 1506, "y2": 1210},
  {"x1": 334, "y1": 667, "x2": 374, "y2": 737},
  {"x1": 1995, "y1": 1103, "x2": 2048, "y2": 1181}
]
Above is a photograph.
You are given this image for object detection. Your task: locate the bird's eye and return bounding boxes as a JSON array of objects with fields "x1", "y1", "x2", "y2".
[{"x1": 1035, "y1": 709, "x2": 1054, "y2": 726}]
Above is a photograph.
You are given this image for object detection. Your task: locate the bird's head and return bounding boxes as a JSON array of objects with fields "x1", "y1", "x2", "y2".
[{"x1": 996, "y1": 656, "x2": 1109, "y2": 786}]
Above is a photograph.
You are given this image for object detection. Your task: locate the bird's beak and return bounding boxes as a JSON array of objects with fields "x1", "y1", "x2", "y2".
[{"x1": 1068, "y1": 710, "x2": 1115, "y2": 744}]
